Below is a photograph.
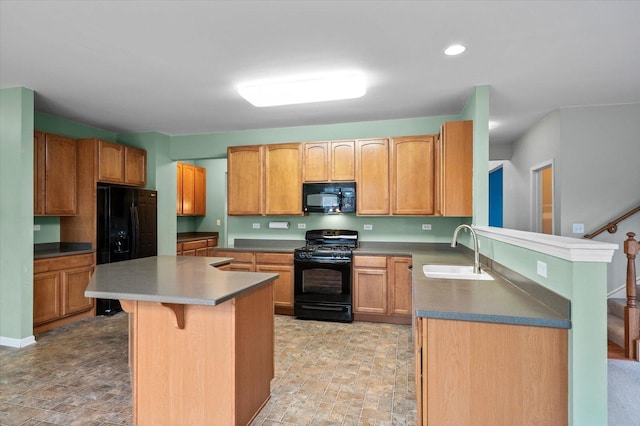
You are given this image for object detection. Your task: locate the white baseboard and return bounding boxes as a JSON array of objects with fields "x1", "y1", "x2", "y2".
[{"x1": 0, "y1": 335, "x2": 36, "y2": 348}]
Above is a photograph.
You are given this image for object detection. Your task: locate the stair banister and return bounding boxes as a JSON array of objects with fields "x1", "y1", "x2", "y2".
[
  {"x1": 584, "y1": 204, "x2": 640, "y2": 239},
  {"x1": 624, "y1": 232, "x2": 639, "y2": 360}
]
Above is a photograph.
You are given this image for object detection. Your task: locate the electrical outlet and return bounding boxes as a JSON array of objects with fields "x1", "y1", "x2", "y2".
[
  {"x1": 252, "y1": 223, "x2": 260, "y2": 229},
  {"x1": 298, "y1": 223, "x2": 306, "y2": 229},
  {"x1": 216, "y1": 219, "x2": 221, "y2": 226},
  {"x1": 537, "y1": 261, "x2": 547, "y2": 278},
  {"x1": 33, "y1": 224, "x2": 41, "y2": 231},
  {"x1": 363, "y1": 224, "x2": 373, "y2": 231},
  {"x1": 572, "y1": 223, "x2": 585, "y2": 233},
  {"x1": 421, "y1": 224, "x2": 432, "y2": 231}
]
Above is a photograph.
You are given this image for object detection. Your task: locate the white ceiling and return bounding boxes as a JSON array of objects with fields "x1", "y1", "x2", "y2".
[{"x1": 1, "y1": 1, "x2": 639, "y2": 145}]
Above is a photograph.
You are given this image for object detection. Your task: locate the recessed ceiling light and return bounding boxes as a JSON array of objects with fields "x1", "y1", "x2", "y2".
[
  {"x1": 238, "y1": 71, "x2": 366, "y2": 107},
  {"x1": 444, "y1": 44, "x2": 466, "y2": 56},
  {"x1": 489, "y1": 120, "x2": 499, "y2": 130}
]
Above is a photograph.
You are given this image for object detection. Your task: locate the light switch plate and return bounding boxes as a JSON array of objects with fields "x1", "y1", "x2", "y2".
[
  {"x1": 572, "y1": 223, "x2": 585, "y2": 233},
  {"x1": 33, "y1": 224, "x2": 41, "y2": 231}
]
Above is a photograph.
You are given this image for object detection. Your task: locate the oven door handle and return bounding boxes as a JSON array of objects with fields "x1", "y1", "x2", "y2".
[{"x1": 299, "y1": 304, "x2": 349, "y2": 312}]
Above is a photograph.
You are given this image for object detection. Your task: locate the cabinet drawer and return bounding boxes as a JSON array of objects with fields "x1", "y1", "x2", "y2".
[
  {"x1": 176, "y1": 242, "x2": 183, "y2": 252},
  {"x1": 181, "y1": 240, "x2": 207, "y2": 251},
  {"x1": 34, "y1": 253, "x2": 94, "y2": 273},
  {"x1": 214, "y1": 250, "x2": 255, "y2": 263},
  {"x1": 207, "y1": 237, "x2": 218, "y2": 247},
  {"x1": 353, "y1": 255, "x2": 387, "y2": 268},
  {"x1": 256, "y1": 252, "x2": 293, "y2": 265}
]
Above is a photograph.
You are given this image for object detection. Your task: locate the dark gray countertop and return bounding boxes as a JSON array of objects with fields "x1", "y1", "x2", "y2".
[
  {"x1": 85, "y1": 255, "x2": 279, "y2": 306},
  {"x1": 34, "y1": 242, "x2": 94, "y2": 259},
  {"x1": 412, "y1": 246, "x2": 571, "y2": 329},
  {"x1": 213, "y1": 239, "x2": 305, "y2": 253},
  {"x1": 208, "y1": 238, "x2": 570, "y2": 328},
  {"x1": 177, "y1": 232, "x2": 219, "y2": 243}
]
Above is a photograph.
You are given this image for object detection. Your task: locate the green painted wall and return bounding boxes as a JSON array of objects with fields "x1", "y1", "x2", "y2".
[
  {"x1": 34, "y1": 111, "x2": 118, "y2": 142},
  {"x1": 461, "y1": 85, "x2": 490, "y2": 226},
  {"x1": 170, "y1": 115, "x2": 458, "y2": 160},
  {"x1": 228, "y1": 216, "x2": 468, "y2": 246},
  {"x1": 0, "y1": 87, "x2": 35, "y2": 343},
  {"x1": 33, "y1": 217, "x2": 62, "y2": 244}
]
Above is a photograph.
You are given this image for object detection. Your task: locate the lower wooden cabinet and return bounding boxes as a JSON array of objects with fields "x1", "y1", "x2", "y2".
[
  {"x1": 208, "y1": 250, "x2": 255, "y2": 271},
  {"x1": 256, "y1": 252, "x2": 294, "y2": 314},
  {"x1": 33, "y1": 253, "x2": 95, "y2": 333},
  {"x1": 414, "y1": 317, "x2": 568, "y2": 425},
  {"x1": 213, "y1": 250, "x2": 294, "y2": 314},
  {"x1": 353, "y1": 255, "x2": 411, "y2": 324},
  {"x1": 176, "y1": 236, "x2": 218, "y2": 256}
]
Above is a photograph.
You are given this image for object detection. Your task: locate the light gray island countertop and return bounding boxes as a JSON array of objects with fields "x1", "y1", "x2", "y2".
[{"x1": 85, "y1": 255, "x2": 279, "y2": 306}]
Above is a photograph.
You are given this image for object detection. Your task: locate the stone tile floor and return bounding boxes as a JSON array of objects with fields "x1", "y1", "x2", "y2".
[{"x1": 1, "y1": 313, "x2": 416, "y2": 425}]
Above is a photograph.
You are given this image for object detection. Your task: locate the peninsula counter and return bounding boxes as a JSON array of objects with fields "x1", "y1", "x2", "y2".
[{"x1": 85, "y1": 255, "x2": 279, "y2": 426}]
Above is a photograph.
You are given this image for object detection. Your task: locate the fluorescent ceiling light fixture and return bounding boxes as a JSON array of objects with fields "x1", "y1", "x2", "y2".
[
  {"x1": 444, "y1": 44, "x2": 466, "y2": 56},
  {"x1": 238, "y1": 71, "x2": 366, "y2": 107}
]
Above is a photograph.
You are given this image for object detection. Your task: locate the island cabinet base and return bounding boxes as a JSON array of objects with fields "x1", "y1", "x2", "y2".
[
  {"x1": 121, "y1": 282, "x2": 274, "y2": 426},
  {"x1": 415, "y1": 318, "x2": 568, "y2": 426}
]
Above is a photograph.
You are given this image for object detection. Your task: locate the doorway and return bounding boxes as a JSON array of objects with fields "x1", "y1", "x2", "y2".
[
  {"x1": 489, "y1": 166, "x2": 503, "y2": 227},
  {"x1": 531, "y1": 161, "x2": 554, "y2": 234}
]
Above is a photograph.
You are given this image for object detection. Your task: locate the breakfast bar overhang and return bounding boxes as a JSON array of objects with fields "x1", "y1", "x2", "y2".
[{"x1": 85, "y1": 255, "x2": 279, "y2": 426}]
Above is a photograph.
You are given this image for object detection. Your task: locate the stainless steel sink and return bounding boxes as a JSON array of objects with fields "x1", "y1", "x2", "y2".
[{"x1": 422, "y1": 264, "x2": 494, "y2": 281}]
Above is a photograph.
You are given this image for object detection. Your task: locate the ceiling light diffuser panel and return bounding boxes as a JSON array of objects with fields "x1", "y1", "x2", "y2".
[{"x1": 238, "y1": 71, "x2": 366, "y2": 107}]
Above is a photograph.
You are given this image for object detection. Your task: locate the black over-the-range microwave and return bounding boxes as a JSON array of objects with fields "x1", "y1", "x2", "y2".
[{"x1": 302, "y1": 182, "x2": 356, "y2": 214}]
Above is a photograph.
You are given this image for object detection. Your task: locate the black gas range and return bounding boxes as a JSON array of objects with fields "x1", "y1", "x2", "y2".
[{"x1": 293, "y1": 229, "x2": 358, "y2": 322}]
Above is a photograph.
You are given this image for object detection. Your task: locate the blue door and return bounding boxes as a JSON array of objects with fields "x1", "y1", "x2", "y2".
[{"x1": 489, "y1": 167, "x2": 503, "y2": 227}]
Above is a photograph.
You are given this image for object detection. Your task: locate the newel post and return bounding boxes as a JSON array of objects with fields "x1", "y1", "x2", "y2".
[{"x1": 624, "y1": 232, "x2": 638, "y2": 360}]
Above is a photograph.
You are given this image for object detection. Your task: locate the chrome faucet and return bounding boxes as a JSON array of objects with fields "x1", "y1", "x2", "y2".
[{"x1": 451, "y1": 224, "x2": 481, "y2": 274}]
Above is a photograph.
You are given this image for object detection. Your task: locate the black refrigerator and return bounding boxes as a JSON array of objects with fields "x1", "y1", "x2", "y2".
[{"x1": 96, "y1": 184, "x2": 157, "y2": 315}]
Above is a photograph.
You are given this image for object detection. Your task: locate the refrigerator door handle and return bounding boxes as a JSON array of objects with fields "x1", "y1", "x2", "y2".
[{"x1": 131, "y1": 205, "x2": 140, "y2": 258}]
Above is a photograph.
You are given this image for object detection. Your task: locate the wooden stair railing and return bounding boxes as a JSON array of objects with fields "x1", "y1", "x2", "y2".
[
  {"x1": 584, "y1": 204, "x2": 640, "y2": 239},
  {"x1": 624, "y1": 232, "x2": 639, "y2": 360}
]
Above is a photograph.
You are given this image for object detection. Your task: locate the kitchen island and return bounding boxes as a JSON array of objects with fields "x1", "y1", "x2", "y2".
[{"x1": 85, "y1": 255, "x2": 279, "y2": 426}]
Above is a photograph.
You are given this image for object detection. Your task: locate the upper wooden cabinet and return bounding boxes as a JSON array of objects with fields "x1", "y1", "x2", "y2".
[
  {"x1": 97, "y1": 140, "x2": 146, "y2": 187},
  {"x1": 180, "y1": 163, "x2": 195, "y2": 215},
  {"x1": 390, "y1": 135, "x2": 435, "y2": 215},
  {"x1": 303, "y1": 140, "x2": 355, "y2": 182},
  {"x1": 356, "y1": 138, "x2": 390, "y2": 215},
  {"x1": 97, "y1": 140, "x2": 124, "y2": 183},
  {"x1": 194, "y1": 166, "x2": 206, "y2": 216},
  {"x1": 176, "y1": 162, "x2": 206, "y2": 216},
  {"x1": 303, "y1": 142, "x2": 329, "y2": 182},
  {"x1": 176, "y1": 162, "x2": 184, "y2": 214},
  {"x1": 264, "y1": 143, "x2": 303, "y2": 215},
  {"x1": 435, "y1": 120, "x2": 473, "y2": 217},
  {"x1": 228, "y1": 145, "x2": 264, "y2": 216},
  {"x1": 228, "y1": 144, "x2": 302, "y2": 216},
  {"x1": 226, "y1": 121, "x2": 471, "y2": 217},
  {"x1": 34, "y1": 131, "x2": 77, "y2": 216},
  {"x1": 124, "y1": 146, "x2": 147, "y2": 187}
]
